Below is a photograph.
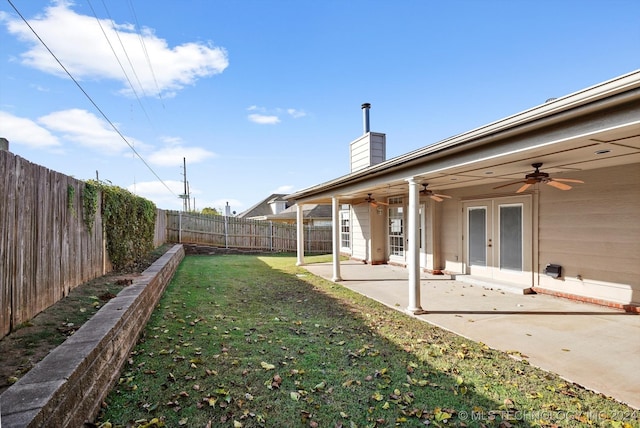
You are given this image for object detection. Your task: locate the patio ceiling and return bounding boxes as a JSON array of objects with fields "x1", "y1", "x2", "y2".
[{"x1": 288, "y1": 72, "x2": 640, "y2": 205}]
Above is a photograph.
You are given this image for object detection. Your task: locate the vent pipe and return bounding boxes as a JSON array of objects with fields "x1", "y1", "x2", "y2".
[{"x1": 361, "y1": 103, "x2": 371, "y2": 133}]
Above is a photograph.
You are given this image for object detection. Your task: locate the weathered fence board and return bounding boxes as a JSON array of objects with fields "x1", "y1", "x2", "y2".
[
  {"x1": 165, "y1": 211, "x2": 332, "y2": 253},
  {"x1": 154, "y1": 209, "x2": 167, "y2": 247},
  {"x1": 0, "y1": 151, "x2": 107, "y2": 338}
]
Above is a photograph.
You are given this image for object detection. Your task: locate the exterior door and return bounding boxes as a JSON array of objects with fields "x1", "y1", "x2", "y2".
[
  {"x1": 464, "y1": 196, "x2": 531, "y2": 283},
  {"x1": 466, "y1": 203, "x2": 493, "y2": 277}
]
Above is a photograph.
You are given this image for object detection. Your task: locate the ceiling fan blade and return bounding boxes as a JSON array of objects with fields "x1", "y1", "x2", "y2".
[
  {"x1": 546, "y1": 180, "x2": 572, "y2": 190},
  {"x1": 433, "y1": 193, "x2": 452, "y2": 199},
  {"x1": 516, "y1": 183, "x2": 532, "y2": 193},
  {"x1": 494, "y1": 180, "x2": 525, "y2": 189},
  {"x1": 370, "y1": 201, "x2": 379, "y2": 207},
  {"x1": 552, "y1": 178, "x2": 584, "y2": 183},
  {"x1": 430, "y1": 195, "x2": 444, "y2": 202}
]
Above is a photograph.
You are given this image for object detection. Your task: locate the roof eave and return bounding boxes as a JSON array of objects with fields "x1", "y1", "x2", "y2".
[{"x1": 286, "y1": 70, "x2": 640, "y2": 202}]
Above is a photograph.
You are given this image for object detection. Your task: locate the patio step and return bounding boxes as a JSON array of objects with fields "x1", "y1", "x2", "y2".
[{"x1": 452, "y1": 275, "x2": 535, "y2": 295}]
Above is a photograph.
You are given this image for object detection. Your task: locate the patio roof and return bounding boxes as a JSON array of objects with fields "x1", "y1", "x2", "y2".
[{"x1": 287, "y1": 70, "x2": 640, "y2": 204}]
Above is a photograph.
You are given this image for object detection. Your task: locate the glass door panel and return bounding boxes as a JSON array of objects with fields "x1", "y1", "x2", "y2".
[
  {"x1": 499, "y1": 205, "x2": 523, "y2": 271},
  {"x1": 468, "y1": 207, "x2": 487, "y2": 266}
]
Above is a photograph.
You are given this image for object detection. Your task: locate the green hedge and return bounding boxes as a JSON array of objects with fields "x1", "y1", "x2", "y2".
[{"x1": 84, "y1": 180, "x2": 157, "y2": 270}]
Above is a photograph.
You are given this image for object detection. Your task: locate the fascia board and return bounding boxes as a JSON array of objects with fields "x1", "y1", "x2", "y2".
[{"x1": 287, "y1": 70, "x2": 640, "y2": 202}]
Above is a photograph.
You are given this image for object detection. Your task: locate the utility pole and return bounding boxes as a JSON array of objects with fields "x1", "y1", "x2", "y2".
[{"x1": 180, "y1": 157, "x2": 189, "y2": 211}]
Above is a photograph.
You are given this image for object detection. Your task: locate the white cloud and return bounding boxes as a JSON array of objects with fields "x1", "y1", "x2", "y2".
[
  {"x1": 2, "y1": 2, "x2": 228, "y2": 97},
  {"x1": 287, "y1": 108, "x2": 306, "y2": 118},
  {"x1": 0, "y1": 111, "x2": 61, "y2": 149},
  {"x1": 147, "y1": 143, "x2": 217, "y2": 167},
  {"x1": 128, "y1": 179, "x2": 184, "y2": 209},
  {"x1": 246, "y1": 105, "x2": 306, "y2": 124},
  {"x1": 248, "y1": 113, "x2": 280, "y2": 125},
  {"x1": 37, "y1": 108, "x2": 145, "y2": 155}
]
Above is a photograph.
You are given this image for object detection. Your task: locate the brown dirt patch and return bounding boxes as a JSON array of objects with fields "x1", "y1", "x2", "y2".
[{"x1": 0, "y1": 244, "x2": 173, "y2": 395}]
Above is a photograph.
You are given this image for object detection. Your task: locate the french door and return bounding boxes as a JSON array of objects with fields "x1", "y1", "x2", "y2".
[{"x1": 463, "y1": 196, "x2": 531, "y2": 283}]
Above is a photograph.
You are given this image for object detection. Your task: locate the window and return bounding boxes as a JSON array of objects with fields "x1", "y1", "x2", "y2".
[
  {"x1": 340, "y1": 209, "x2": 350, "y2": 249},
  {"x1": 388, "y1": 205, "x2": 404, "y2": 257}
]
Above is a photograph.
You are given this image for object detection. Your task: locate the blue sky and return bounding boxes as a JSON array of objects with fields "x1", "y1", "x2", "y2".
[{"x1": 1, "y1": 0, "x2": 638, "y2": 212}]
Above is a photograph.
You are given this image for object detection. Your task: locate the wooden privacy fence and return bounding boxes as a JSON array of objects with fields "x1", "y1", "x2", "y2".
[
  {"x1": 154, "y1": 209, "x2": 167, "y2": 248},
  {"x1": 166, "y1": 211, "x2": 332, "y2": 253},
  {"x1": 0, "y1": 150, "x2": 106, "y2": 338},
  {"x1": 0, "y1": 149, "x2": 330, "y2": 339}
]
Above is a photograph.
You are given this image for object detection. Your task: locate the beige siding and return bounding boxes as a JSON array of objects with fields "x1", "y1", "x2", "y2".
[
  {"x1": 435, "y1": 163, "x2": 639, "y2": 304},
  {"x1": 537, "y1": 164, "x2": 640, "y2": 304},
  {"x1": 439, "y1": 198, "x2": 463, "y2": 272},
  {"x1": 351, "y1": 204, "x2": 371, "y2": 261},
  {"x1": 370, "y1": 204, "x2": 387, "y2": 263}
]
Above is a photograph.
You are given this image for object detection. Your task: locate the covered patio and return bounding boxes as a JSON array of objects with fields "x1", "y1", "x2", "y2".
[{"x1": 288, "y1": 71, "x2": 640, "y2": 313}]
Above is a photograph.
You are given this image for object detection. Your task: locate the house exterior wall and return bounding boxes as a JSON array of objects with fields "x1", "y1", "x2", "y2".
[
  {"x1": 536, "y1": 163, "x2": 639, "y2": 305},
  {"x1": 351, "y1": 203, "x2": 371, "y2": 261},
  {"x1": 370, "y1": 204, "x2": 387, "y2": 264},
  {"x1": 440, "y1": 197, "x2": 464, "y2": 273},
  {"x1": 434, "y1": 163, "x2": 639, "y2": 305}
]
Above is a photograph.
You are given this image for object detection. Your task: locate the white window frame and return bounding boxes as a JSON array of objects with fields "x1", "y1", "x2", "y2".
[{"x1": 339, "y1": 207, "x2": 351, "y2": 251}]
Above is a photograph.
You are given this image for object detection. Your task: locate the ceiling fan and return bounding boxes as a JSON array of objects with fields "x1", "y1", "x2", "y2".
[
  {"x1": 420, "y1": 184, "x2": 452, "y2": 202},
  {"x1": 357, "y1": 193, "x2": 389, "y2": 207},
  {"x1": 493, "y1": 163, "x2": 584, "y2": 193}
]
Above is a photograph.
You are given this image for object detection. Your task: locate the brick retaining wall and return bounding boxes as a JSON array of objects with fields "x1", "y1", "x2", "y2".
[{"x1": 0, "y1": 244, "x2": 185, "y2": 427}]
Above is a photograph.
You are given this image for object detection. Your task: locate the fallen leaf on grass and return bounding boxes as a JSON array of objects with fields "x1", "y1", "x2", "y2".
[
  {"x1": 313, "y1": 381, "x2": 326, "y2": 391},
  {"x1": 371, "y1": 391, "x2": 384, "y2": 401},
  {"x1": 261, "y1": 361, "x2": 276, "y2": 370}
]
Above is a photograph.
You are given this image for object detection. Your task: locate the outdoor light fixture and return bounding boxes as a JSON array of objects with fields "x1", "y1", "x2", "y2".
[{"x1": 377, "y1": 206, "x2": 383, "y2": 215}]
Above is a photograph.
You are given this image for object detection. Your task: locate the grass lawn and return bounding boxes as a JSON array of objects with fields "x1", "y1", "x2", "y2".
[{"x1": 96, "y1": 254, "x2": 638, "y2": 428}]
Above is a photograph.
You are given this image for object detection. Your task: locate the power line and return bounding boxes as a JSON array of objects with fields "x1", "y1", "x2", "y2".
[
  {"x1": 127, "y1": 0, "x2": 165, "y2": 107},
  {"x1": 86, "y1": 0, "x2": 154, "y2": 127},
  {"x1": 6, "y1": 0, "x2": 177, "y2": 198}
]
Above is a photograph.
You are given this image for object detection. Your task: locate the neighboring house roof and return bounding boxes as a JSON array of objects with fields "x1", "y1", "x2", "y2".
[
  {"x1": 286, "y1": 70, "x2": 640, "y2": 204},
  {"x1": 236, "y1": 194, "x2": 289, "y2": 219},
  {"x1": 263, "y1": 204, "x2": 332, "y2": 222}
]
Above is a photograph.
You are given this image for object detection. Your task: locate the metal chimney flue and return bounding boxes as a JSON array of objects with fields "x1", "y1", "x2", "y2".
[{"x1": 361, "y1": 103, "x2": 371, "y2": 134}]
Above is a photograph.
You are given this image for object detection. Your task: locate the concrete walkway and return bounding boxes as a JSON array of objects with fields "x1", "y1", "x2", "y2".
[{"x1": 302, "y1": 261, "x2": 640, "y2": 410}]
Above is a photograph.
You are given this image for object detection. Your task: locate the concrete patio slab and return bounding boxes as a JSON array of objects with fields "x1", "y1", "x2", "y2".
[{"x1": 303, "y1": 260, "x2": 640, "y2": 410}]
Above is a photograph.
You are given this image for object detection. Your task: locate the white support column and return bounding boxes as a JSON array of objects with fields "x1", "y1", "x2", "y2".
[
  {"x1": 296, "y1": 203, "x2": 305, "y2": 266},
  {"x1": 406, "y1": 177, "x2": 426, "y2": 314},
  {"x1": 332, "y1": 196, "x2": 342, "y2": 281}
]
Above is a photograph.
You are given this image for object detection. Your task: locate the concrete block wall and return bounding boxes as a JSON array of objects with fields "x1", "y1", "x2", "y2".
[{"x1": 0, "y1": 244, "x2": 185, "y2": 427}]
